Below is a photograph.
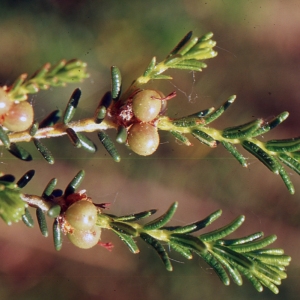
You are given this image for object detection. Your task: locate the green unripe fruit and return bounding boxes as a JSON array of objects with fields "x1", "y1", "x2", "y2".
[
  {"x1": 67, "y1": 226, "x2": 101, "y2": 249},
  {"x1": 132, "y1": 90, "x2": 163, "y2": 122},
  {"x1": 127, "y1": 123, "x2": 159, "y2": 156},
  {"x1": 65, "y1": 200, "x2": 97, "y2": 231}
]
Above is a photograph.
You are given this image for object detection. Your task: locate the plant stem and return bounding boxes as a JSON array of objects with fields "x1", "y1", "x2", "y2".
[{"x1": 0, "y1": 116, "x2": 118, "y2": 146}]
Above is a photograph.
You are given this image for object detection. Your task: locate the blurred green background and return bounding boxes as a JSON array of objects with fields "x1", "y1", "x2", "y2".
[{"x1": 0, "y1": 0, "x2": 300, "y2": 299}]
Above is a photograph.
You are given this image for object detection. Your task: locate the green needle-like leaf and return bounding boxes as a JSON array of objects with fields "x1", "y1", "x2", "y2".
[
  {"x1": 97, "y1": 131, "x2": 121, "y2": 162},
  {"x1": 42, "y1": 178, "x2": 57, "y2": 199},
  {"x1": 216, "y1": 232, "x2": 264, "y2": 246},
  {"x1": 203, "y1": 95, "x2": 236, "y2": 124},
  {"x1": 227, "y1": 235, "x2": 277, "y2": 253},
  {"x1": 242, "y1": 141, "x2": 280, "y2": 174},
  {"x1": 200, "y1": 251, "x2": 230, "y2": 285},
  {"x1": 278, "y1": 153, "x2": 300, "y2": 175},
  {"x1": 111, "y1": 229, "x2": 139, "y2": 254},
  {"x1": 47, "y1": 204, "x2": 61, "y2": 218},
  {"x1": 63, "y1": 88, "x2": 81, "y2": 124},
  {"x1": 200, "y1": 215, "x2": 245, "y2": 242},
  {"x1": 221, "y1": 141, "x2": 248, "y2": 167},
  {"x1": 8, "y1": 143, "x2": 32, "y2": 161},
  {"x1": 33, "y1": 138, "x2": 55, "y2": 164},
  {"x1": 76, "y1": 133, "x2": 97, "y2": 153},
  {"x1": 36, "y1": 207, "x2": 48, "y2": 237},
  {"x1": 265, "y1": 136, "x2": 300, "y2": 152},
  {"x1": 169, "y1": 130, "x2": 192, "y2": 146},
  {"x1": 39, "y1": 110, "x2": 61, "y2": 128},
  {"x1": 143, "y1": 202, "x2": 178, "y2": 230},
  {"x1": 110, "y1": 221, "x2": 138, "y2": 236},
  {"x1": 111, "y1": 209, "x2": 157, "y2": 222},
  {"x1": 143, "y1": 56, "x2": 157, "y2": 77},
  {"x1": 64, "y1": 170, "x2": 85, "y2": 197},
  {"x1": 22, "y1": 207, "x2": 34, "y2": 228},
  {"x1": 116, "y1": 126, "x2": 127, "y2": 144},
  {"x1": 212, "y1": 251, "x2": 243, "y2": 286},
  {"x1": 163, "y1": 209, "x2": 222, "y2": 234},
  {"x1": 95, "y1": 91, "x2": 112, "y2": 124},
  {"x1": 278, "y1": 165, "x2": 295, "y2": 194},
  {"x1": 140, "y1": 233, "x2": 173, "y2": 271},
  {"x1": 168, "y1": 31, "x2": 193, "y2": 56},
  {"x1": 16, "y1": 170, "x2": 35, "y2": 188},
  {"x1": 169, "y1": 241, "x2": 193, "y2": 259},
  {"x1": 222, "y1": 119, "x2": 264, "y2": 139},
  {"x1": 111, "y1": 66, "x2": 122, "y2": 100},
  {"x1": 53, "y1": 218, "x2": 63, "y2": 251},
  {"x1": 192, "y1": 129, "x2": 217, "y2": 147}
]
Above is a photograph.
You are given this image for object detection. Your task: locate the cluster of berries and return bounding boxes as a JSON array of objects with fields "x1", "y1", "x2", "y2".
[
  {"x1": 114, "y1": 89, "x2": 174, "y2": 156},
  {"x1": 64, "y1": 198, "x2": 101, "y2": 249}
]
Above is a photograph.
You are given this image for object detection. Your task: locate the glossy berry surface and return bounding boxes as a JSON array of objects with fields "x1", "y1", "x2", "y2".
[
  {"x1": 67, "y1": 226, "x2": 101, "y2": 249},
  {"x1": 127, "y1": 123, "x2": 159, "y2": 156},
  {"x1": 0, "y1": 88, "x2": 13, "y2": 116},
  {"x1": 65, "y1": 200, "x2": 98, "y2": 231},
  {"x1": 132, "y1": 89, "x2": 163, "y2": 122},
  {"x1": 3, "y1": 101, "x2": 34, "y2": 132}
]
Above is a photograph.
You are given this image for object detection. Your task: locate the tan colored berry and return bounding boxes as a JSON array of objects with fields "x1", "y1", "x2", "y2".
[
  {"x1": 65, "y1": 200, "x2": 98, "y2": 231},
  {"x1": 3, "y1": 101, "x2": 33, "y2": 132},
  {"x1": 67, "y1": 226, "x2": 101, "y2": 249},
  {"x1": 127, "y1": 123, "x2": 159, "y2": 156},
  {"x1": 132, "y1": 90, "x2": 163, "y2": 122}
]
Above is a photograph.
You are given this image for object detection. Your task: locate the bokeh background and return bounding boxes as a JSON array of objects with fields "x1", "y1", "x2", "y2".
[{"x1": 0, "y1": 0, "x2": 300, "y2": 299}]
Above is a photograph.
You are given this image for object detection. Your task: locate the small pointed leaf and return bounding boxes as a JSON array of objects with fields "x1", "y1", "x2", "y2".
[
  {"x1": 42, "y1": 178, "x2": 57, "y2": 199},
  {"x1": 64, "y1": 170, "x2": 85, "y2": 197},
  {"x1": 63, "y1": 88, "x2": 81, "y2": 124},
  {"x1": 36, "y1": 207, "x2": 48, "y2": 237},
  {"x1": 16, "y1": 170, "x2": 35, "y2": 188},
  {"x1": 112, "y1": 230, "x2": 139, "y2": 254},
  {"x1": 8, "y1": 143, "x2": 32, "y2": 161},
  {"x1": 22, "y1": 207, "x2": 34, "y2": 228},
  {"x1": 143, "y1": 56, "x2": 156, "y2": 77},
  {"x1": 242, "y1": 141, "x2": 280, "y2": 174},
  {"x1": 111, "y1": 66, "x2": 122, "y2": 100},
  {"x1": 97, "y1": 131, "x2": 121, "y2": 162},
  {"x1": 33, "y1": 138, "x2": 54, "y2": 164},
  {"x1": 168, "y1": 31, "x2": 193, "y2": 57},
  {"x1": 143, "y1": 202, "x2": 178, "y2": 230},
  {"x1": 140, "y1": 233, "x2": 173, "y2": 271},
  {"x1": 39, "y1": 110, "x2": 61, "y2": 128},
  {"x1": 53, "y1": 218, "x2": 63, "y2": 251}
]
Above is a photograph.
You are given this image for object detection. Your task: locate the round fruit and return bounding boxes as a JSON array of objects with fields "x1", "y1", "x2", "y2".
[
  {"x1": 3, "y1": 101, "x2": 34, "y2": 132},
  {"x1": 65, "y1": 200, "x2": 98, "y2": 231},
  {"x1": 0, "y1": 88, "x2": 13, "y2": 116},
  {"x1": 67, "y1": 226, "x2": 101, "y2": 249},
  {"x1": 127, "y1": 123, "x2": 159, "y2": 156},
  {"x1": 132, "y1": 90, "x2": 163, "y2": 122}
]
